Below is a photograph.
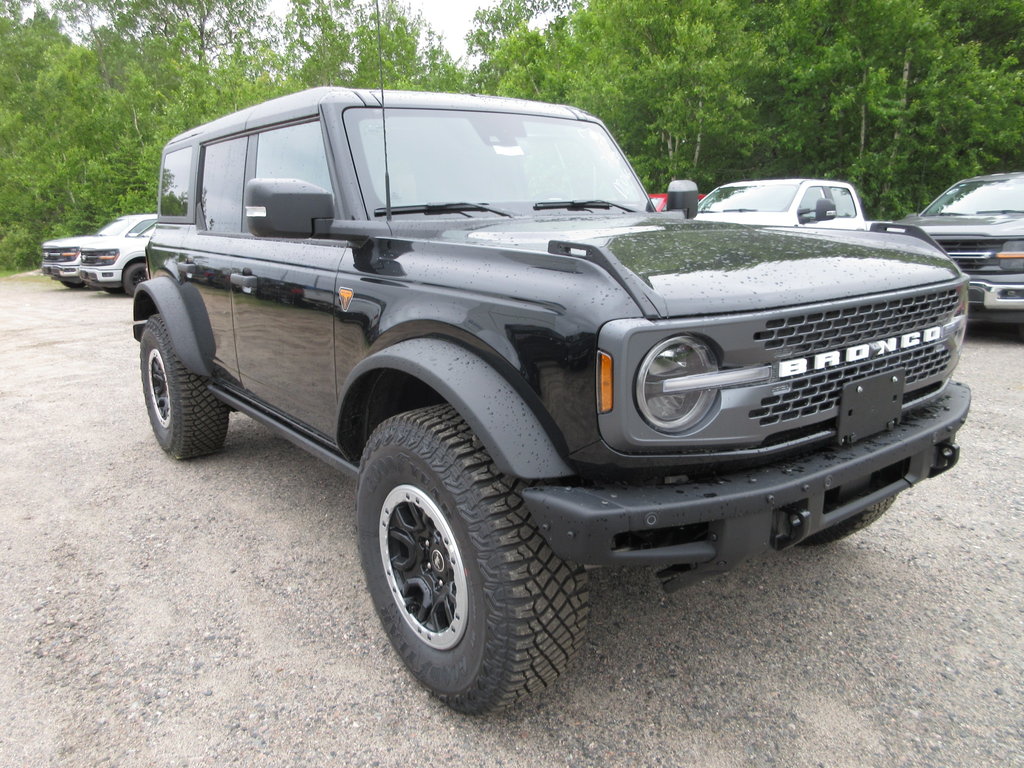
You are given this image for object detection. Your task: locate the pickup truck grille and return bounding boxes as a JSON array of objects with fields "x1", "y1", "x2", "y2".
[
  {"x1": 42, "y1": 248, "x2": 79, "y2": 264},
  {"x1": 753, "y1": 287, "x2": 960, "y2": 356},
  {"x1": 750, "y1": 344, "x2": 950, "y2": 426},
  {"x1": 931, "y1": 237, "x2": 1017, "y2": 275}
]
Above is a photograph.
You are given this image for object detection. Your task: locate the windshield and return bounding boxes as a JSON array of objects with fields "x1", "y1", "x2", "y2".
[
  {"x1": 698, "y1": 183, "x2": 799, "y2": 213},
  {"x1": 922, "y1": 176, "x2": 1024, "y2": 215},
  {"x1": 344, "y1": 108, "x2": 648, "y2": 216}
]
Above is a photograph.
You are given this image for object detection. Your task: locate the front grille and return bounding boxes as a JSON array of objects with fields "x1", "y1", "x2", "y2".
[
  {"x1": 80, "y1": 253, "x2": 108, "y2": 265},
  {"x1": 750, "y1": 344, "x2": 951, "y2": 426},
  {"x1": 933, "y1": 238, "x2": 1001, "y2": 255},
  {"x1": 753, "y1": 287, "x2": 960, "y2": 356},
  {"x1": 42, "y1": 249, "x2": 79, "y2": 264}
]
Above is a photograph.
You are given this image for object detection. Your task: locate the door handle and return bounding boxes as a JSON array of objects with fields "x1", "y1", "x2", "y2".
[{"x1": 230, "y1": 272, "x2": 258, "y2": 290}]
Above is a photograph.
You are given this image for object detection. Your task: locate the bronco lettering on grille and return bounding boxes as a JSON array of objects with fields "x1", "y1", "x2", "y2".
[{"x1": 777, "y1": 326, "x2": 942, "y2": 378}]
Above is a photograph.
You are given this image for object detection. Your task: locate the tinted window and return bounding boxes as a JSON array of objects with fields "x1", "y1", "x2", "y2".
[
  {"x1": 201, "y1": 137, "x2": 248, "y2": 232},
  {"x1": 255, "y1": 121, "x2": 332, "y2": 193},
  {"x1": 160, "y1": 147, "x2": 193, "y2": 217}
]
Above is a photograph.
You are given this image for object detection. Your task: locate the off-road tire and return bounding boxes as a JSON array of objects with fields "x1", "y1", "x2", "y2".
[
  {"x1": 140, "y1": 314, "x2": 229, "y2": 459},
  {"x1": 799, "y1": 496, "x2": 896, "y2": 546},
  {"x1": 357, "y1": 404, "x2": 589, "y2": 715},
  {"x1": 123, "y1": 262, "x2": 148, "y2": 297}
]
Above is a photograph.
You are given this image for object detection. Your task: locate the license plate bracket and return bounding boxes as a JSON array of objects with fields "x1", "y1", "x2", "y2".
[{"x1": 836, "y1": 369, "x2": 905, "y2": 445}]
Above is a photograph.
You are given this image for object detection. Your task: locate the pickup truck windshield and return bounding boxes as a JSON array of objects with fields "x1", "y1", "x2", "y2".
[
  {"x1": 698, "y1": 184, "x2": 799, "y2": 213},
  {"x1": 922, "y1": 177, "x2": 1024, "y2": 216},
  {"x1": 344, "y1": 107, "x2": 648, "y2": 216}
]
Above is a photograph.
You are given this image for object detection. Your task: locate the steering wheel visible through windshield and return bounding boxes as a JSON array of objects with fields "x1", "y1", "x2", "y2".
[{"x1": 343, "y1": 107, "x2": 649, "y2": 217}]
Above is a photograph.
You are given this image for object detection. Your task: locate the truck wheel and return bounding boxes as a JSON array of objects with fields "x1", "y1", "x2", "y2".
[
  {"x1": 123, "y1": 262, "x2": 148, "y2": 297},
  {"x1": 799, "y1": 497, "x2": 895, "y2": 546},
  {"x1": 140, "y1": 314, "x2": 229, "y2": 459},
  {"x1": 357, "y1": 404, "x2": 589, "y2": 714}
]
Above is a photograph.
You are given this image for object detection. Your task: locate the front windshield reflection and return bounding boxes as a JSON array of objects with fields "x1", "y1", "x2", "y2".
[
  {"x1": 923, "y1": 177, "x2": 1024, "y2": 215},
  {"x1": 344, "y1": 108, "x2": 648, "y2": 216},
  {"x1": 698, "y1": 184, "x2": 799, "y2": 213}
]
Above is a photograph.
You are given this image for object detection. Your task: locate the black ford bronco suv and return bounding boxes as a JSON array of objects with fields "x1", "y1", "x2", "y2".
[{"x1": 134, "y1": 87, "x2": 970, "y2": 714}]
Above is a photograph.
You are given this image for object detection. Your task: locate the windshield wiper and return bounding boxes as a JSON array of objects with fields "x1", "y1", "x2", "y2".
[
  {"x1": 533, "y1": 199, "x2": 636, "y2": 213},
  {"x1": 373, "y1": 202, "x2": 512, "y2": 218},
  {"x1": 976, "y1": 210, "x2": 1024, "y2": 215},
  {"x1": 720, "y1": 208, "x2": 759, "y2": 213}
]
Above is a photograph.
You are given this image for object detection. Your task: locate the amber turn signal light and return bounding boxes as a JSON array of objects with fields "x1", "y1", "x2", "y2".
[{"x1": 597, "y1": 351, "x2": 614, "y2": 413}]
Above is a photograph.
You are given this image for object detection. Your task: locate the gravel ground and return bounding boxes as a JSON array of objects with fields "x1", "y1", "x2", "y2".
[{"x1": 0, "y1": 273, "x2": 1021, "y2": 767}]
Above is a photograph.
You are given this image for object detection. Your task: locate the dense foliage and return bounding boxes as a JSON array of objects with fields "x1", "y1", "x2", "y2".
[{"x1": 2, "y1": 0, "x2": 1022, "y2": 270}]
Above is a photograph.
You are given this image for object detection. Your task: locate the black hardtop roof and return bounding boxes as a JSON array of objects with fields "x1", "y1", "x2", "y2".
[{"x1": 164, "y1": 87, "x2": 594, "y2": 150}]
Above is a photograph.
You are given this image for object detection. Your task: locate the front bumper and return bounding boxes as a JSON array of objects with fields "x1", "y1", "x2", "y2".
[
  {"x1": 523, "y1": 382, "x2": 970, "y2": 580},
  {"x1": 79, "y1": 267, "x2": 122, "y2": 288},
  {"x1": 968, "y1": 279, "x2": 1024, "y2": 319},
  {"x1": 41, "y1": 263, "x2": 82, "y2": 283}
]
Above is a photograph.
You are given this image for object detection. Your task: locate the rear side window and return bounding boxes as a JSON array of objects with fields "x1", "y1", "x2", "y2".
[
  {"x1": 255, "y1": 121, "x2": 333, "y2": 193},
  {"x1": 159, "y1": 147, "x2": 193, "y2": 218},
  {"x1": 201, "y1": 137, "x2": 248, "y2": 233}
]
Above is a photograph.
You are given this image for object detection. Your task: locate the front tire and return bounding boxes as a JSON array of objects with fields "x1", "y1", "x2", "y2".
[
  {"x1": 123, "y1": 262, "x2": 148, "y2": 296},
  {"x1": 140, "y1": 314, "x2": 229, "y2": 459},
  {"x1": 357, "y1": 405, "x2": 589, "y2": 714}
]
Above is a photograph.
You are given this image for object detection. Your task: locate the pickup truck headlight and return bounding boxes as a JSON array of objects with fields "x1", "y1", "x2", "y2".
[
  {"x1": 636, "y1": 336, "x2": 718, "y2": 431},
  {"x1": 92, "y1": 249, "x2": 120, "y2": 264}
]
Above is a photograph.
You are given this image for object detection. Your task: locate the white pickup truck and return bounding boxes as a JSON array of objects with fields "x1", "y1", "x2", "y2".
[{"x1": 695, "y1": 178, "x2": 868, "y2": 229}]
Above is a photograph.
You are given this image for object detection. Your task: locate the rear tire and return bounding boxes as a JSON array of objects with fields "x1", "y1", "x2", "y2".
[
  {"x1": 357, "y1": 404, "x2": 589, "y2": 714},
  {"x1": 799, "y1": 497, "x2": 896, "y2": 546},
  {"x1": 140, "y1": 314, "x2": 229, "y2": 459}
]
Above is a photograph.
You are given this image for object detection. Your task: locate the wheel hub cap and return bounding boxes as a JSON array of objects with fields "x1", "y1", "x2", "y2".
[{"x1": 379, "y1": 485, "x2": 468, "y2": 650}]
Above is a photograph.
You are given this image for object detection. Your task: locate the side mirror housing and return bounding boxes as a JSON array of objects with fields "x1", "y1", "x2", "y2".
[
  {"x1": 799, "y1": 197, "x2": 838, "y2": 224},
  {"x1": 665, "y1": 179, "x2": 700, "y2": 219},
  {"x1": 244, "y1": 178, "x2": 334, "y2": 238}
]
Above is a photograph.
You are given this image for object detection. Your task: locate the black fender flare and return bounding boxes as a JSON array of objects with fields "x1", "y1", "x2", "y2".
[
  {"x1": 132, "y1": 276, "x2": 216, "y2": 378},
  {"x1": 341, "y1": 338, "x2": 575, "y2": 481}
]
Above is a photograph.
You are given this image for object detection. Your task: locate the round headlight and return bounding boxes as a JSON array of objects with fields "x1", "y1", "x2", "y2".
[{"x1": 636, "y1": 336, "x2": 718, "y2": 431}]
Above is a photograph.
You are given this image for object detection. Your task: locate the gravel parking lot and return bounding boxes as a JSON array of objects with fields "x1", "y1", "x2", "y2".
[{"x1": 1, "y1": 273, "x2": 1021, "y2": 767}]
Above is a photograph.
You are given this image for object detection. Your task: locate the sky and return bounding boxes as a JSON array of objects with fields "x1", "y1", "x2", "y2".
[
  {"x1": 268, "y1": 1, "x2": 490, "y2": 62},
  {"x1": 405, "y1": 0, "x2": 487, "y2": 61}
]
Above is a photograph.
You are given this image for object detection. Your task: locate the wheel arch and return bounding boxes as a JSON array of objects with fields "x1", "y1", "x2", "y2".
[
  {"x1": 337, "y1": 338, "x2": 575, "y2": 481},
  {"x1": 132, "y1": 276, "x2": 216, "y2": 378}
]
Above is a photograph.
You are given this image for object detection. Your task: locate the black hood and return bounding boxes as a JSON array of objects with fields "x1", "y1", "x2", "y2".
[{"x1": 432, "y1": 215, "x2": 962, "y2": 318}]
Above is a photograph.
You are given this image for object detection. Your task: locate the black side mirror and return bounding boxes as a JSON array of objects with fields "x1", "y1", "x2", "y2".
[
  {"x1": 799, "y1": 197, "x2": 838, "y2": 224},
  {"x1": 665, "y1": 179, "x2": 700, "y2": 219},
  {"x1": 244, "y1": 178, "x2": 334, "y2": 238}
]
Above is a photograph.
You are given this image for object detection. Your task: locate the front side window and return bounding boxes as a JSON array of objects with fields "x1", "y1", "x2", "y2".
[
  {"x1": 344, "y1": 108, "x2": 648, "y2": 216},
  {"x1": 201, "y1": 137, "x2": 248, "y2": 233},
  {"x1": 829, "y1": 187, "x2": 857, "y2": 218},
  {"x1": 160, "y1": 147, "x2": 193, "y2": 218},
  {"x1": 255, "y1": 121, "x2": 333, "y2": 193}
]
